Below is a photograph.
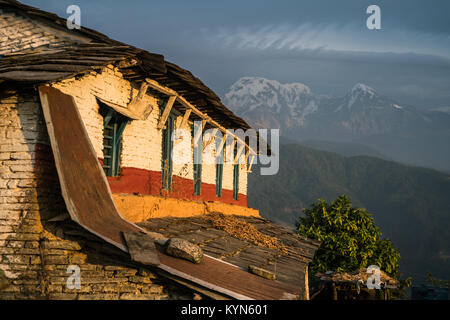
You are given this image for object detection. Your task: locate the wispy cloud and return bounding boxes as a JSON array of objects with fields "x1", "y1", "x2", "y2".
[{"x1": 201, "y1": 23, "x2": 450, "y2": 58}]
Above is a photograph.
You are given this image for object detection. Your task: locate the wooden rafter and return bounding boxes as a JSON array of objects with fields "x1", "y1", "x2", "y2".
[
  {"x1": 202, "y1": 128, "x2": 218, "y2": 150},
  {"x1": 180, "y1": 109, "x2": 192, "y2": 129},
  {"x1": 157, "y1": 95, "x2": 176, "y2": 130},
  {"x1": 244, "y1": 147, "x2": 250, "y2": 163},
  {"x1": 247, "y1": 155, "x2": 255, "y2": 173},
  {"x1": 146, "y1": 78, "x2": 257, "y2": 156}
]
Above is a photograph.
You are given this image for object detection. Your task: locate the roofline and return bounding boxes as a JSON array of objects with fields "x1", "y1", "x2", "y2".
[{"x1": 0, "y1": 0, "x2": 252, "y2": 131}]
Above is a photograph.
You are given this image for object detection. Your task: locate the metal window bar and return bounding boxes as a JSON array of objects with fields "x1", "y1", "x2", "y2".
[
  {"x1": 216, "y1": 140, "x2": 224, "y2": 197},
  {"x1": 233, "y1": 144, "x2": 239, "y2": 200}
]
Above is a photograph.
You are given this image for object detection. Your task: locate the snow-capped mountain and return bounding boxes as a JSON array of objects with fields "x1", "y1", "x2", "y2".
[
  {"x1": 223, "y1": 77, "x2": 318, "y2": 129},
  {"x1": 223, "y1": 77, "x2": 450, "y2": 172},
  {"x1": 318, "y1": 83, "x2": 428, "y2": 136},
  {"x1": 224, "y1": 77, "x2": 427, "y2": 136}
]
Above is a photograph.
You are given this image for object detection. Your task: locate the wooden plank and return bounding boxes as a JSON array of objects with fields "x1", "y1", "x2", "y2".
[
  {"x1": 0, "y1": 70, "x2": 73, "y2": 82},
  {"x1": 38, "y1": 86, "x2": 146, "y2": 251},
  {"x1": 156, "y1": 244, "x2": 300, "y2": 300},
  {"x1": 157, "y1": 95, "x2": 176, "y2": 129}
]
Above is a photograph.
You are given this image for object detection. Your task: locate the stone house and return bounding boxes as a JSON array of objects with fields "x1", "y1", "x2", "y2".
[{"x1": 0, "y1": 0, "x2": 319, "y2": 300}]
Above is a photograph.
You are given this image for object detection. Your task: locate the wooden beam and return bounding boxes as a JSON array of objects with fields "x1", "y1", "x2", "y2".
[
  {"x1": 180, "y1": 109, "x2": 192, "y2": 129},
  {"x1": 126, "y1": 81, "x2": 152, "y2": 120},
  {"x1": 203, "y1": 128, "x2": 218, "y2": 150},
  {"x1": 136, "y1": 81, "x2": 149, "y2": 100},
  {"x1": 244, "y1": 147, "x2": 250, "y2": 164},
  {"x1": 247, "y1": 155, "x2": 255, "y2": 173},
  {"x1": 157, "y1": 95, "x2": 176, "y2": 130},
  {"x1": 146, "y1": 78, "x2": 257, "y2": 155}
]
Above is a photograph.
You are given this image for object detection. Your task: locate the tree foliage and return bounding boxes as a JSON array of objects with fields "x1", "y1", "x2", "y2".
[{"x1": 296, "y1": 195, "x2": 401, "y2": 277}]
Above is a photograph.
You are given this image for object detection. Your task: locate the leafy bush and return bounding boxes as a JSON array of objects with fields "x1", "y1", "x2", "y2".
[{"x1": 296, "y1": 195, "x2": 400, "y2": 277}]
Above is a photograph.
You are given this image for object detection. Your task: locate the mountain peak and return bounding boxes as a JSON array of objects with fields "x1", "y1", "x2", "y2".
[
  {"x1": 228, "y1": 77, "x2": 311, "y2": 96},
  {"x1": 351, "y1": 83, "x2": 377, "y2": 96},
  {"x1": 223, "y1": 77, "x2": 317, "y2": 126}
]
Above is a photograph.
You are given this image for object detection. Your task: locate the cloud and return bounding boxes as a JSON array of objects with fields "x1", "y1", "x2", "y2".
[{"x1": 201, "y1": 23, "x2": 450, "y2": 59}]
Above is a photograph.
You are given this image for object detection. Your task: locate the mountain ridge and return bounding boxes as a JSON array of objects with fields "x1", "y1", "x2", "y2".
[{"x1": 223, "y1": 76, "x2": 450, "y2": 172}]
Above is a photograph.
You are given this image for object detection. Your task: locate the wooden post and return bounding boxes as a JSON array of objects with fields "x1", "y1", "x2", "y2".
[
  {"x1": 193, "y1": 120, "x2": 205, "y2": 147},
  {"x1": 331, "y1": 283, "x2": 338, "y2": 300},
  {"x1": 157, "y1": 95, "x2": 176, "y2": 130},
  {"x1": 216, "y1": 133, "x2": 227, "y2": 156},
  {"x1": 234, "y1": 144, "x2": 245, "y2": 165}
]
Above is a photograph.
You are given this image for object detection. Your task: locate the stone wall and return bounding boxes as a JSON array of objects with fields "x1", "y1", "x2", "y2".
[
  {"x1": 0, "y1": 87, "x2": 195, "y2": 299},
  {"x1": 0, "y1": 9, "x2": 88, "y2": 55}
]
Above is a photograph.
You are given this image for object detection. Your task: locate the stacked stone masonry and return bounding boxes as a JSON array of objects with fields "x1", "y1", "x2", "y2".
[{"x1": 0, "y1": 9, "x2": 88, "y2": 55}]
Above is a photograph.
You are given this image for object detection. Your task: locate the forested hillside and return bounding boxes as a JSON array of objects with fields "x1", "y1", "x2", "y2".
[{"x1": 248, "y1": 143, "x2": 450, "y2": 282}]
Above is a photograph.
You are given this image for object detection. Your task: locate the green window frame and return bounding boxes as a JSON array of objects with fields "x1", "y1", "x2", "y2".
[
  {"x1": 233, "y1": 144, "x2": 239, "y2": 200},
  {"x1": 193, "y1": 122, "x2": 202, "y2": 195},
  {"x1": 101, "y1": 106, "x2": 128, "y2": 177},
  {"x1": 215, "y1": 140, "x2": 224, "y2": 197},
  {"x1": 161, "y1": 113, "x2": 175, "y2": 190}
]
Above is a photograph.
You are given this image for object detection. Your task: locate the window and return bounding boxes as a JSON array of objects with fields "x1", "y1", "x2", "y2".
[
  {"x1": 101, "y1": 105, "x2": 128, "y2": 177},
  {"x1": 162, "y1": 113, "x2": 175, "y2": 190},
  {"x1": 193, "y1": 122, "x2": 202, "y2": 195},
  {"x1": 233, "y1": 144, "x2": 239, "y2": 200},
  {"x1": 215, "y1": 139, "x2": 224, "y2": 197}
]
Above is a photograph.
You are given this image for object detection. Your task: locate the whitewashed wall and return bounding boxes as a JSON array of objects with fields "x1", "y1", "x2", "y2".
[{"x1": 51, "y1": 67, "x2": 248, "y2": 195}]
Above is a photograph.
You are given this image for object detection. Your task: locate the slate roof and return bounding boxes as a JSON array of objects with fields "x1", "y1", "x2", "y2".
[
  {"x1": 0, "y1": 0, "x2": 251, "y2": 130},
  {"x1": 138, "y1": 215, "x2": 320, "y2": 288}
]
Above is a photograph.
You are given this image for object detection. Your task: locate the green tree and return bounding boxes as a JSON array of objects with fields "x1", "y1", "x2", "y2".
[{"x1": 296, "y1": 195, "x2": 400, "y2": 277}]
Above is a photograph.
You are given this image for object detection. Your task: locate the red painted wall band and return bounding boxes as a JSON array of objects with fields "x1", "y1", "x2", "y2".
[{"x1": 99, "y1": 160, "x2": 247, "y2": 207}]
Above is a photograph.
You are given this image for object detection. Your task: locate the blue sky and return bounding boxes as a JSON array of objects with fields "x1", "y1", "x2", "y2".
[{"x1": 23, "y1": 0, "x2": 450, "y2": 108}]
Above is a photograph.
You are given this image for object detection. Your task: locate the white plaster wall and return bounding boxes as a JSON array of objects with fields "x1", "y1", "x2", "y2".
[{"x1": 51, "y1": 66, "x2": 248, "y2": 195}]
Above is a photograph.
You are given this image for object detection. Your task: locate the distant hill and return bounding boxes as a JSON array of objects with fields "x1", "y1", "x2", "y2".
[
  {"x1": 300, "y1": 139, "x2": 387, "y2": 159},
  {"x1": 248, "y1": 143, "x2": 450, "y2": 282}
]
